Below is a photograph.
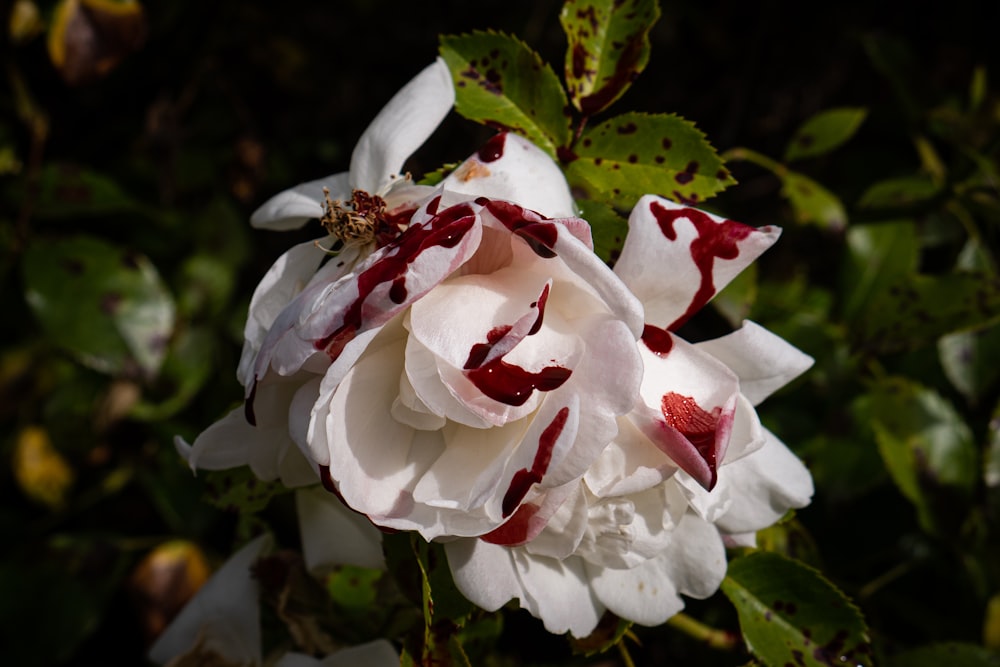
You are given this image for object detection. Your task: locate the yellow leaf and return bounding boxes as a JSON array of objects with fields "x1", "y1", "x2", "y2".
[{"x1": 13, "y1": 426, "x2": 74, "y2": 508}]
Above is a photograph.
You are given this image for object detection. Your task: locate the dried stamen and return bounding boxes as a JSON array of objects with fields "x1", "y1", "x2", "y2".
[{"x1": 320, "y1": 188, "x2": 388, "y2": 247}]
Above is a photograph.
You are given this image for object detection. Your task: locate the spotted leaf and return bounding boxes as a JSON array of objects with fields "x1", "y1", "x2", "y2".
[
  {"x1": 565, "y1": 112, "x2": 734, "y2": 208},
  {"x1": 440, "y1": 31, "x2": 571, "y2": 158},
  {"x1": 560, "y1": 0, "x2": 660, "y2": 115},
  {"x1": 721, "y1": 551, "x2": 873, "y2": 667},
  {"x1": 23, "y1": 235, "x2": 175, "y2": 376}
]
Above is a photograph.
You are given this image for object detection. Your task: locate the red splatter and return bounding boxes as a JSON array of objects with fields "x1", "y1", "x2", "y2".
[
  {"x1": 500, "y1": 406, "x2": 570, "y2": 517},
  {"x1": 478, "y1": 133, "x2": 507, "y2": 162},
  {"x1": 481, "y1": 502, "x2": 541, "y2": 545},
  {"x1": 641, "y1": 324, "x2": 673, "y2": 356},
  {"x1": 466, "y1": 360, "x2": 571, "y2": 407},
  {"x1": 649, "y1": 200, "x2": 754, "y2": 331},
  {"x1": 480, "y1": 199, "x2": 559, "y2": 258},
  {"x1": 661, "y1": 392, "x2": 721, "y2": 489},
  {"x1": 313, "y1": 203, "x2": 477, "y2": 360},
  {"x1": 464, "y1": 325, "x2": 513, "y2": 370}
]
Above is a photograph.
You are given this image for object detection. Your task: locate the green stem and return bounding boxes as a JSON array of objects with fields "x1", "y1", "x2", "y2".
[
  {"x1": 721, "y1": 146, "x2": 787, "y2": 178},
  {"x1": 667, "y1": 612, "x2": 740, "y2": 651},
  {"x1": 617, "y1": 639, "x2": 637, "y2": 667}
]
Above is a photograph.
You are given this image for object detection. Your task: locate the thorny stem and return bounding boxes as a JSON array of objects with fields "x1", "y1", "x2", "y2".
[{"x1": 667, "y1": 612, "x2": 740, "y2": 651}]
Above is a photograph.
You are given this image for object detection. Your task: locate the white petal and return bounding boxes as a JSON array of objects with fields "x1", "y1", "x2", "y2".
[
  {"x1": 445, "y1": 538, "x2": 522, "y2": 612},
  {"x1": 511, "y1": 550, "x2": 603, "y2": 637},
  {"x1": 250, "y1": 173, "x2": 350, "y2": 230},
  {"x1": 148, "y1": 534, "x2": 270, "y2": 665},
  {"x1": 660, "y1": 512, "x2": 727, "y2": 599},
  {"x1": 441, "y1": 133, "x2": 576, "y2": 218},
  {"x1": 295, "y1": 486, "x2": 385, "y2": 573},
  {"x1": 615, "y1": 195, "x2": 780, "y2": 331},
  {"x1": 350, "y1": 58, "x2": 454, "y2": 193},
  {"x1": 587, "y1": 556, "x2": 683, "y2": 627},
  {"x1": 715, "y1": 429, "x2": 814, "y2": 535},
  {"x1": 696, "y1": 320, "x2": 813, "y2": 406}
]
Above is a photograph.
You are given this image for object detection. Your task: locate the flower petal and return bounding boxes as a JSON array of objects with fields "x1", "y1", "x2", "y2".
[
  {"x1": 250, "y1": 172, "x2": 351, "y2": 230},
  {"x1": 615, "y1": 196, "x2": 780, "y2": 331},
  {"x1": 350, "y1": 58, "x2": 454, "y2": 193},
  {"x1": 511, "y1": 550, "x2": 604, "y2": 637},
  {"x1": 441, "y1": 132, "x2": 576, "y2": 218},
  {"x1": 296, "y1": 486, "x2": 385, "y2": 573},
  {"x1": 696, "y1": 320, "x2": 814, "y2": 406},
  {"x1": 148, "y1": 534, "x2": 270, "y2": 666},
  {"x1": 445, "y1": 538, "x2": 523, "y2": 612},
  {"x1": 715, "y1": 428, "x2": 814, "y2": 535}
]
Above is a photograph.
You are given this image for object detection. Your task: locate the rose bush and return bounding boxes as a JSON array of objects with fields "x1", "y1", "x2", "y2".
[{"x1": 178, "y1": 58, "x2": 814, "y2": 639}]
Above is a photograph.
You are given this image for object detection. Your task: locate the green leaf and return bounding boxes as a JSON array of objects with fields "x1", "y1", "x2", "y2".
[
  {"x1": 566, "y1": 112, "x2": 734, "y2": 208},
  {"x1": 888, "y1": 642, "x2": 1000, "y2": 667},
  {"x1": 29, "y1": 162, "x2": 142, "y2": 218},
  {"x1": 780, "y1": 171, "x2": 847, "y2": 230},
  {"x1": 575, "y1": 198, "x2": 628, "y2": 265},
  {"x1": 784, "y1": 107, "x2": 868, "y2": 162},
  {"x1": 869, "y1": 377, "x2": 978, "y2": 534},
  {"x1": 326, "y1": 565, "x2": 382, "y2": 614},
  {"x1": 130, "y1": 326, "x2": 216, "y2": 420},
  {"x1": 570, "y1": 613, "x2": 632, "y2": 657},
  {"x1": 755, "y1": 516, "x2": 823, "y2": 570},
  {"x1": 857, "y1": 174, "x2": 942, "y2": 210},
  {"x1": 23, "y1": 235, "x2": 175, "y2": 376},
  {"x1": 440, "y1": 31, "x2": 571, "y2": 157},
  {"x1": 938, "y1": 325, "x2": 1000, "y2": 403},
  {"x1": 856, "y1": 272, "x2": 1000, "y2": 353},
  {"x1": 840, "y1": 220, "x2": 919, "y2": 323},
  {"x1": 202, "y1": 466, "x2": 286, "y2": 514},
  {"x1": 560, "y1": 0, "x2": 660, "y2": 115},
  {"x1": 721, "y1": 551, "x2": 872, "y2": 667},
  {"x1": 987, "y1": 401, "x2": 1000, "y2": 489}
]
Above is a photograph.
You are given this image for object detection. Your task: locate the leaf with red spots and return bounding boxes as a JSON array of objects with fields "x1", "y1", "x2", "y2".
[
  {"x1": 575, "y1": 198, "x2": 628, "y2": 264},
  {"x1": 559, "y1": 0, "x2": 660, "y2": 115},
  {"x1": 22, "y1": 235, "x2": 175, "y2": 376},
  {"x1": 440, "y1": 31, "x2": 571, "y2": 159},
  {"x1": 855, "y1": 272, "x2": 1000, "y2": 353},
  {"x1": 565, "y1": 112, "x2": 734, "y2": 208},
  {"x1": 721, "y1": 551, "x2": 873, "y2": 667},
  {"x1": 785, "y1": 107, "x2": 868, "y2": 163}
]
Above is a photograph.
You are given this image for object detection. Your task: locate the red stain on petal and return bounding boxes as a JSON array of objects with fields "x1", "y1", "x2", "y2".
[
  {"x1": 660, "y1": 392, "x2": 721, "y2": 489},
  {"x1": 649, "y1": 200, "x2": 755, "y2": 331},
  {"x1": 477, "y1": 132, "x2": 507, "y2": 162},
  {"x1": 481, "y1": 502, "x2": 541, "y2": 546},
  {"x1": 466, "y1": 361, "x2": 570, "y2": 406},
  {"x1": 314, "y1": 203, "x2": 477, "y2": 360},
  {"x1": 500, "y1": 406, "x2": 570, "y2": 516},
  {"x1": 641, "y1": 324, "x2": 673, "y2": 356}
]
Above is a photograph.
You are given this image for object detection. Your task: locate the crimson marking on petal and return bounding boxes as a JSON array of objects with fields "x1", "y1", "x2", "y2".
[
  {"x1": 467, "y1": 360, "x2": 570, "y2": 406},
  {"x1": 480, "y1": 199, "x2": 559, "y2": 258},
  {"x1": 500, "y1": 406, "x2": 569, "y2": 517},
  {"x1": 641, "y1": 323, "x2": 673, "y2": 357},
  {"x1": 314, "y1": 204, "x2": 477, "y2": 360},
  {"x1": 649, "y1": 200, "x2": 755, "y2": 331},
  {"x1": 464, "y1": 325, "x2": 513, "y2": 369},
  {"x1": 389, "y1": 276, "x2": 407, "y2": 304},
  {"x1": 527, "y1": 283, "x2": 551, "y2": 336},
  {"x1": 477, "y1": 132, "x2": 507, "y2": 162},
  {"x1": 481, "y1": 502, "x2": 541, "y2": 545},
  {"x1": 660, "y1": 392, "x2": 721, "y2": 489},
  {"x1": 244, "y1": 380, "x2": 258, "y2": 426}
]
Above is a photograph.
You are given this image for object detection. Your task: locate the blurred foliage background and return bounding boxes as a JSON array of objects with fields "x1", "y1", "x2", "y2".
[{"x1": 2, "y1": 0, "x2": 999, "y2": 665}]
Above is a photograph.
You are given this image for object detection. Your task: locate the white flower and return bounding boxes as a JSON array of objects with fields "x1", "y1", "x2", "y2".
[
  {"x1": 176, "y1": 58, "x2": 455, "y2": 487},
  {"x1": 444, "y1": 197, "x2": 815, "y2": 637},
  {"x1": 246, "y1": 131, "x2": 644, "y2": 541}
]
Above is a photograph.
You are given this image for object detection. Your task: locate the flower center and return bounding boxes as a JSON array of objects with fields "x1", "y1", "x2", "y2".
[{"x1": 321, "y1": 188, "x2": 388, "y2": 247}]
